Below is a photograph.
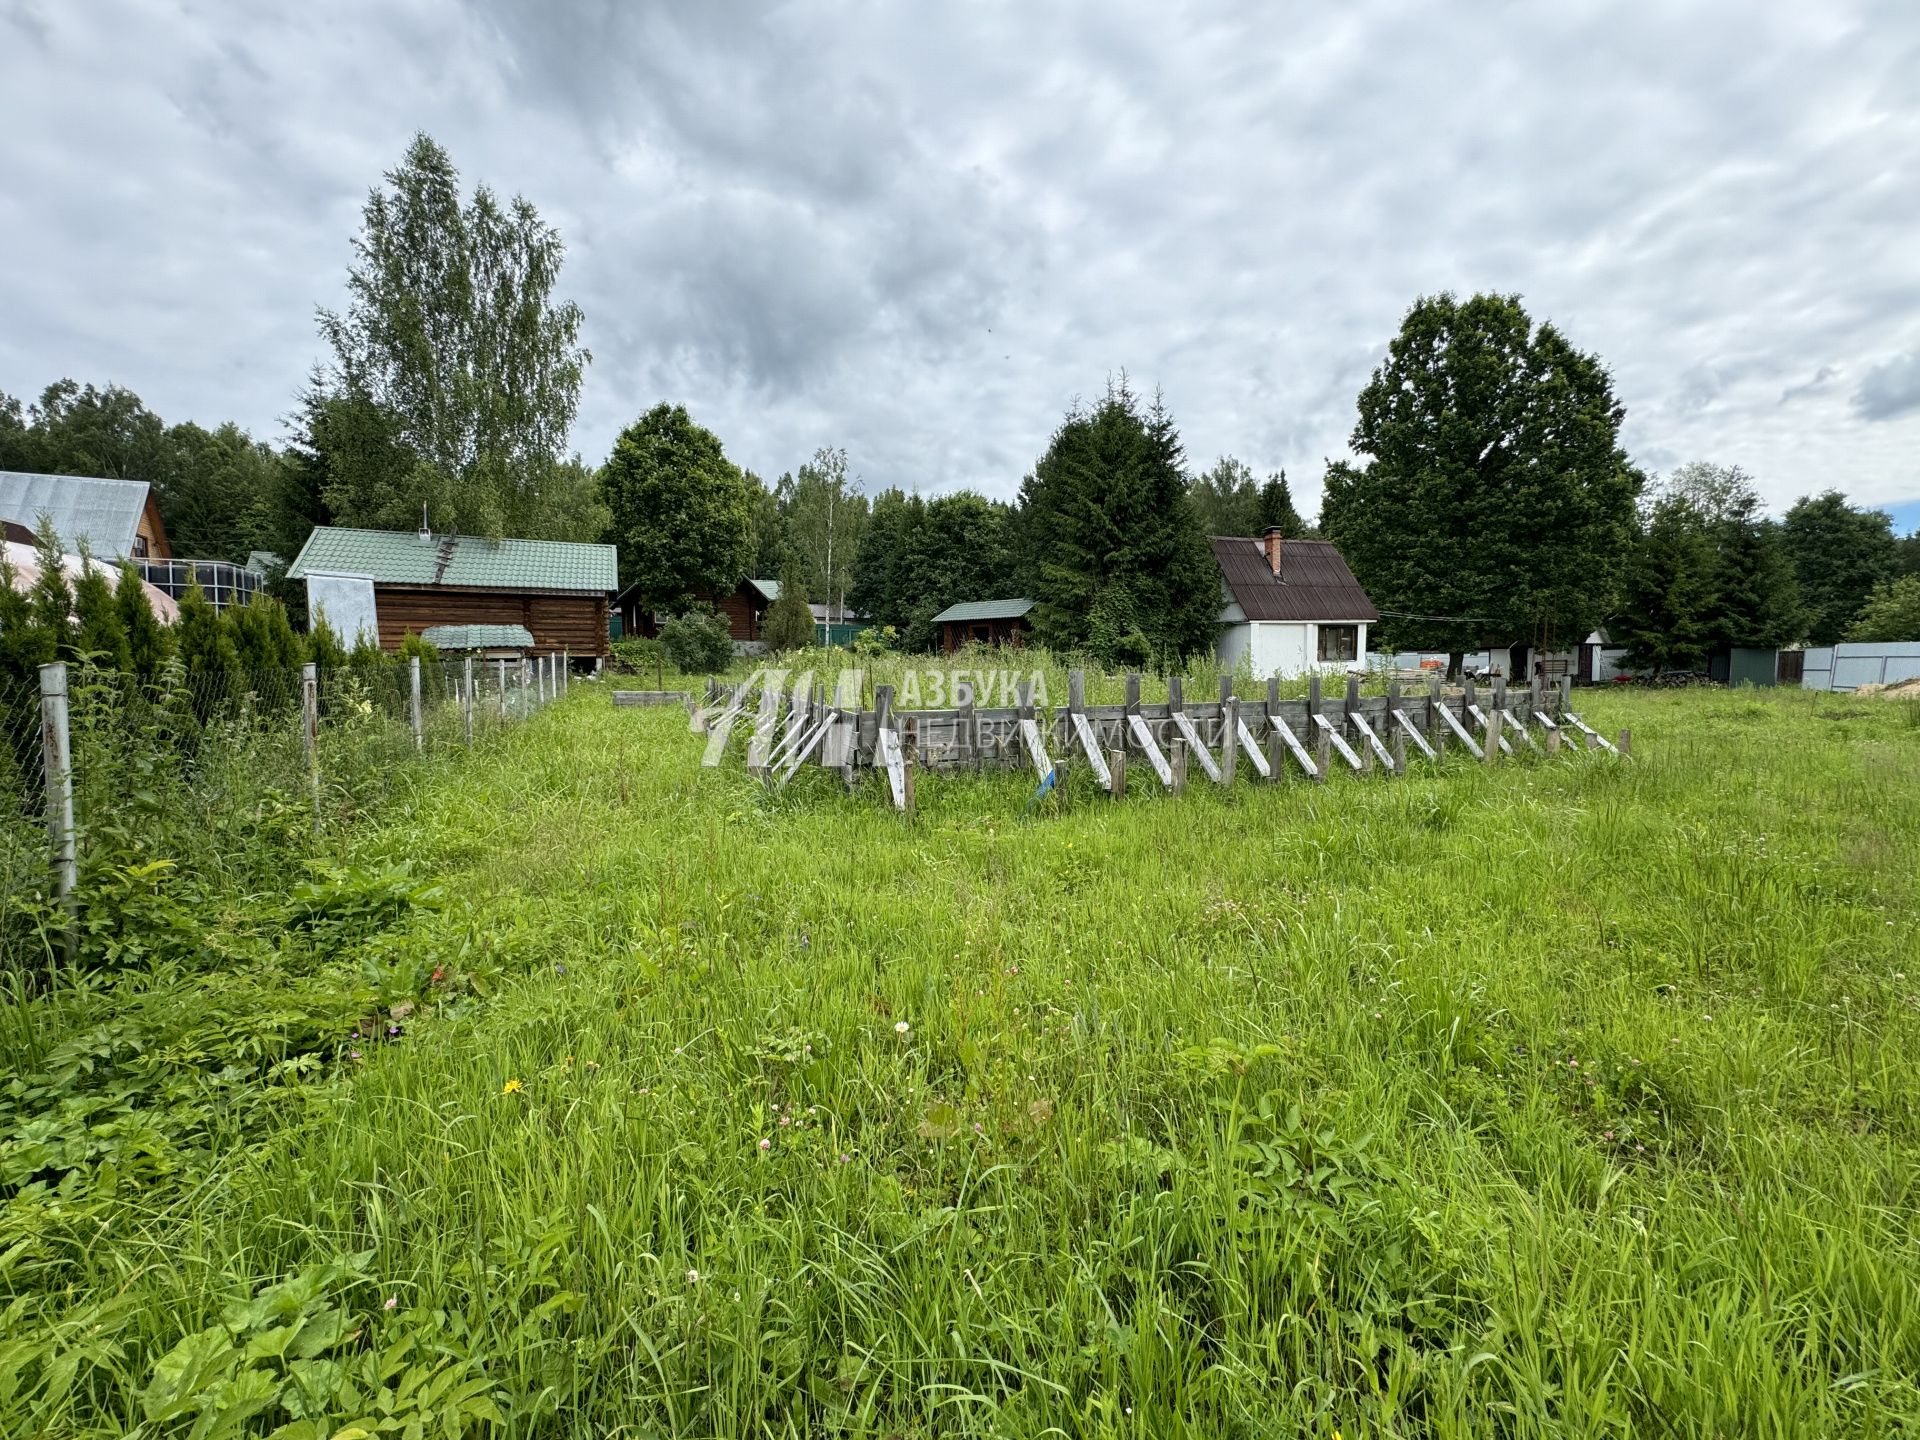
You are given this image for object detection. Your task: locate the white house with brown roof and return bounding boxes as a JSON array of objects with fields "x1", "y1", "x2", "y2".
[{"x1": 1212, "y1": 529, "x2": 1379, "y2": 678}]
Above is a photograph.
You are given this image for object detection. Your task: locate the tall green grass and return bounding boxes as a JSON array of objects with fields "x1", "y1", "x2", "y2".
[{"x1": 3, "y1": 682, "x2": 1917, "y2": 1436}]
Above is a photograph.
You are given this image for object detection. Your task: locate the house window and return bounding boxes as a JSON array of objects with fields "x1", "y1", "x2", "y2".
[
  {"x1": 1317, "y1": 624, "x2": 1358, "y2": 662},
  {"x1": 132, "y1": 536, "x2": 149, "y2": 558}
]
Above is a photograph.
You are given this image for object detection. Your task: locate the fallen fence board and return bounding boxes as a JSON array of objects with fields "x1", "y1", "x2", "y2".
[
  {"x1": 1502, "y1": 707, "x2": 1542, "y2": 752},
  {"x1": 1266, "y1": 712, "x2": 1319, "y2": 778},
  {"x1": 1563, "y1": 712, "x2": 1618, "y2": 753},
  {"x1": 1019, "y1": 717, "x2": 1053, "y2": 780},
  {"x1": 1311, "y1": 713, "x2": 1364, "y2": 771},
  {"x1": 613, "y1": 690, "x2": 690, "y2": 707},
  {"x1": 1349, "y1": 711, "x2": 1394, "y2": 769},
  {"x1": 775, "y1": 713, "x2": 834, "y2": 788},
  {"x1": 1127, "y1": 713, "x2": 1175, "y2": 787},
  {"x1": 1234, "y1": 717, "x2": 1272, "y2": 779},
  {"x1": 1391, "y1": 708, "x2": 1437, "y2": 760},
  {"x1": 1435, "y1": 703, "x2": 1485, "y2": 758},
  {"x1": 1467, "y1": 704, "x2": 1515, "y2": 757},
  {"x1": 874, "y1": 725, "x2": 907, "y2": 810},
  {"x1": 1071, "y1": 712, "x2": 1112, "y2": 789},
  {"x1": 1170, "y1": 711, "x2": 1223, "y2": 783}
]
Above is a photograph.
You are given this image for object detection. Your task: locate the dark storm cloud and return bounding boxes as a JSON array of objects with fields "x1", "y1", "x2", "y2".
[{"x1": 2, "y1": 0, "x2": 1918, "y2": 516}]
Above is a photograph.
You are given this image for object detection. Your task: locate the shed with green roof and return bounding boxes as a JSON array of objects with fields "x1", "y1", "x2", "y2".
[
  {"x1": 929, "y1": 597, "x2": 1034, "y2": 653},
  {"x1": 288, "y1": 524, "x2": 617, "y2": 658}
]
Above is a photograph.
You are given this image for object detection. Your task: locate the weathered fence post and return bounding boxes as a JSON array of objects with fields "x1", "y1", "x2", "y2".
[
  {"x1": 1265, "y1": 677, "x2": 1284, "y2": 782},
  {"x1": 1170, "y1": 737, "x2": 1186, "y2": 795},
  {"x1": 38, "y1": 661, "x2": 77, "y2": 902},
  {"x1": 409, "y1": 656, "x2": 423, "y2": 750},
  {"x1": 1619, "y1": 727, "x2": 1632, "y2": 757},
  {"x1": 561, "y1": 650, "x2": 569, "y2": 697},
  {"x1": 301, "y1": 661, "x2": 320, "y2": 835},
  {"x1": 462, "y1": 656, "x2": 475, "y2": 746},
  {"x1": 902, "y1": 724, "x2": 916, "y2": 819},
  {"x1": 1428, "y1": 672, "x2": 1444, "y2": 755},
  {"x1": 497, "y1": 659, "x2": 509, "y2": 720},
  {"x1": 1221, "y1": 694, "x2": 1238, "y2": 785},
  {"x1": 1391, "y1": 730, "x2": 1407, "y2": 777},
  {"x1": 1108, "y1": 746, "x2": 1126, "y2": 798},
  {"x1": 1315, "y1": 722, "x2": 1331, "y2": 781},
  {"x1": 1485, "y1": 708, "x2": 1501, "y2": 765}
]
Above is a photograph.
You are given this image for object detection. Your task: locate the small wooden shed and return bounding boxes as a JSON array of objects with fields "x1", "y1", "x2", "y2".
[
  {"x1": 931, "y1": 598, "x2": 1035, "y2": 653},
  {"x1": 288, "y1": 525, "x2": 616, "y2": 659}
]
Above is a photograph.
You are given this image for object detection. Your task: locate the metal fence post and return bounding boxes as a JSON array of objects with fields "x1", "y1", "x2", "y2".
[
  {"x1": 498, "y1": 659, "x2": 508, "y2": 720},
  {"x1": 463, "y1": 656, "x2": 475, "y2": 746},
  {"x1": 38, "y1": 661, "x2": 77, "y2": 902},
  {"x1": 302, "y1": 662, "x2": 320, "y2": 835},
  {"x1": 409, "y1": 656, "x2": 423, "y2": 750},
  {"x1": 561, "y1": 650, "x2": 569, "y2": 696}
]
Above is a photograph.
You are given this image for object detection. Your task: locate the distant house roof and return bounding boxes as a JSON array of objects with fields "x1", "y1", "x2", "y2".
[
  {"x1": 420, "y1": 623, "x2": 536, "y2": 651},
  {"x1": 287, "y1": 526, "x2": 617, "y2": 592},
  {"x1": 930, "y1": 597, "x2": 1035, "y2": 625},
  {"x1": 1210, "y1": 536, "x2": 1378, "y2": 623},
  {"x1": 245, "y1": 550, "x2": 281, "y2": 576},
  {"x1": 0, "y1": 471, "x2": 154, "y2": 559},
  {"x1": 745, "y1": 577, "x2": 780, "y2": 602}
]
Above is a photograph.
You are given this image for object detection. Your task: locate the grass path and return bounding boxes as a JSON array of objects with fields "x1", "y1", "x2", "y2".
[{"x1": 18, "y1": 684, "x2": 1920, "y2": 1436}]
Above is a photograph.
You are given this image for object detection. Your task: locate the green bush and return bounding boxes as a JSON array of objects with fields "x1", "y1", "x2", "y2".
[{"x1": 659, "y1": 610, "x2": 733, "y2": 674}]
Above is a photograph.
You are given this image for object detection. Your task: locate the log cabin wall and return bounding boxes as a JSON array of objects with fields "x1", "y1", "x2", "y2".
[{"x1": 374, "y1": 585, "x2": 610, "y2": 655}]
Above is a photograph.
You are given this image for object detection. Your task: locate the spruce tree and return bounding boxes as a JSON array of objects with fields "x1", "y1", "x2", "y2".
[
  {"x1": 1017, "y1": 378, "x2": 1217, "y2": 663},
  {"x1": 29, "y1": 519, "x2": 76, "y2": 660},
  {"x1": 1257, "y1": 471, "x2": 1306, "y2": 537},
  {"x1": 72, "y1": 557, "x2": 132, "y2": 671},
  {"x1": 307, "y1": 613, "x2": 350, "y2": 671},
  {"x1": 761, "y1": 563, "x2": 817, "y2": 651},
  {"x1": 115, "y1": 562, "x2": 174, "y2": 675},
  {"x1": 0, "y1": 553, "x2": 55, "y2": 685}
]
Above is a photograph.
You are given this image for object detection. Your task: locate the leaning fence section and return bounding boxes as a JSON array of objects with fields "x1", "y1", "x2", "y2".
[
  {"x1": 681, "y1": 668, "x2": 1630, "y2": 814},
  {"x1": 0, "y1": 651, "x2": 575, "y2": 949}
]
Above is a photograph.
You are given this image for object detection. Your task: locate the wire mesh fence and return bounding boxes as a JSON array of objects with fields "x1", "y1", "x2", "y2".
[{"x1": 0, "y1": 653, "x2": 572, "y2": 971}]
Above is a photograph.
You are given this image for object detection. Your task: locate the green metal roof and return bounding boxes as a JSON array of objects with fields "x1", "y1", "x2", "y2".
[
  {"x1": 419, "y1": 623, "x2": 536, "y2": 651},
  {"x1": 287, "y1": 526, "x2": 617, "y2": 592},
  {"x1": 746, "y1": 577, "x2": 779, "y2": 600},
  {"x1": 929, "y1": 597, "x2": 1035, "y2": 624}
]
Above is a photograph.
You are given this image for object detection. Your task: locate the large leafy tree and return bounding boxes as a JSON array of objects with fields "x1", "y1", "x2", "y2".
[
  {"x1": 1846, "y1": 574, "x2": 1920, "y2": 642},
  {"x1": 1016, "y1": 378, "x2": 1218, "y2": 664},
  {"x1": 1187, "y1": 457, "x2": 1262, "y2": 537},
  {"x1": 1320, "y1": 293, "x2": 1641, "y2": 668},
  {"x1": 1780, "y1": 490, "x2": 1899, "y2": 645},
  {"x1": 850, "y1": 488, "x2": 1017, "y2": 649},
  {"x1": 601, "y1": 403, "x2": 754, "y2": 615},
  {"x1": 1667, "y1": 463, "x2": 1802, "y2": 650},
  {"x1": 308, "y1": 133, "x2": 593, "y2": 541}
]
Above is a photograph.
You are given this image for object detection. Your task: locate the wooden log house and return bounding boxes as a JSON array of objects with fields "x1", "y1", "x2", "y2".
[{"x1": 287, "y1": 525, "x2": 617, "y2": 659}]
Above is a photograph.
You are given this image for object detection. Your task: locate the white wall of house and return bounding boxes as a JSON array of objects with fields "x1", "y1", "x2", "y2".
[{"x1": 1218, "y1": 619, "x2": 1369, "y2": 677}]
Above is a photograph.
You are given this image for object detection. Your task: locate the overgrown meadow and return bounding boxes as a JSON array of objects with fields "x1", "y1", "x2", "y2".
[{"x1": 4, "y1": 677, "x2": 1918, "y2": 1437}]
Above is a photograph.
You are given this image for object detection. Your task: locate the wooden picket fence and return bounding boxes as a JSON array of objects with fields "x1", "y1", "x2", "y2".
[{"x1": 679, "y1": 670, "x2": 1628, "y2": 813}]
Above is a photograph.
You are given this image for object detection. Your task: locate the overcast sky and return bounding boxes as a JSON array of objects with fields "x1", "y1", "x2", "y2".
[{"x1": 3, "y1": 0, "x2": 1918, "y2": 527}]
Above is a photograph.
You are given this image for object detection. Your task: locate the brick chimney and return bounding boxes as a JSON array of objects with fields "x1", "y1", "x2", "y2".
[{"x1": 1262, "y1": 526, "x2": 1284, "y2": 577}]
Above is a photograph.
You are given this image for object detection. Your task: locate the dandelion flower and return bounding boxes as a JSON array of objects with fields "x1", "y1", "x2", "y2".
[
  {"x1": 686, "y1": 1269, "x2": 699, "y2": 1285},
  {"x1": 502, "y1": 1078, "x2": 523, "y2": 1095},
  {"x1": 895, "y1": 1021, "x2": 910, "y2": 1036}
]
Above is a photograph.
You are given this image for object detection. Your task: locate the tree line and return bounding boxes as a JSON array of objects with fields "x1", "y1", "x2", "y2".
[{"x1": 6, "y1": 134, "x2": 1916, "y2": 671}]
